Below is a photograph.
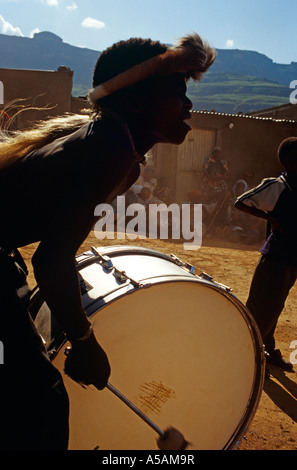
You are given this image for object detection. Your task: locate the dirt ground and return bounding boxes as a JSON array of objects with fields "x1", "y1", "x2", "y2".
[{"x1": 19, "y1": 232, "x2": 297, "y2": 451}]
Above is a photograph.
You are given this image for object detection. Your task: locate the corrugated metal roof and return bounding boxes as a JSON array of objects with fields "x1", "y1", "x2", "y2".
[{"x1": 191, "y1": 109, "x2": 297, "y2": 124}]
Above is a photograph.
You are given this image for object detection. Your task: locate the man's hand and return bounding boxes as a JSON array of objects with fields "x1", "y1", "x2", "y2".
[
  {"x1": 64, "y1": 331, "x2": 111, "y2": 390},
  {"x1": 157, "y1": 427, "x2": 189, "y2": 450}
]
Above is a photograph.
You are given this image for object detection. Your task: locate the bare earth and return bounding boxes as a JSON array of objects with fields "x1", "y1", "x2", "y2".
[{"x1": 19, "y1": 233, "x2": 297, "y2": 451}]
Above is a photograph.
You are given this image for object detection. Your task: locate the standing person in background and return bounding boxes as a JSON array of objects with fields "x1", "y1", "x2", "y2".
[
  {"x1": 235, "y1": 137, "x2": 297, "y2": 372},
  {"x1": 202, "y1": 146, "x2": 229, "y2": 203}
]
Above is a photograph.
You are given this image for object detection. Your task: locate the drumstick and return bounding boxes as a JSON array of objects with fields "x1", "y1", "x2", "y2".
[
  {"x1": 107, "y1": 382, "x2": 164, "y2": 436},
  {"x1": 106, "y1": 382, "x2": 189, "y2": 450}
]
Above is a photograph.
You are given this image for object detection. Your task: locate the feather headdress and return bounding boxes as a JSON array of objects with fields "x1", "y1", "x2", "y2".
[{"x1": 88, "y1": 33, "x2": 216, "y2": 104}]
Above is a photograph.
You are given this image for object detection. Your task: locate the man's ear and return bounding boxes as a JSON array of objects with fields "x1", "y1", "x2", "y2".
[{"x1": 120, "y1": 93, "x2": 148, "y2": 114}]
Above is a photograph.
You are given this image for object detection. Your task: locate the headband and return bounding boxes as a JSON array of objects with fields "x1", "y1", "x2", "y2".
[{"x1": 88, "y1": 33, "x2": 216, "y2": 104}]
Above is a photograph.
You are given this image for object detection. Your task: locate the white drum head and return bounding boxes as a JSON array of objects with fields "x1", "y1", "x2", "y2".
[{"x1": 53, "y1": 279, "x2": 263, "y2": 450}]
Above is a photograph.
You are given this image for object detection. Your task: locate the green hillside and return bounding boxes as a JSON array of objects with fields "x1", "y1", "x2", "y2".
[{"x1": 187, "y1": 73, "x2": 290, "y2": 113}]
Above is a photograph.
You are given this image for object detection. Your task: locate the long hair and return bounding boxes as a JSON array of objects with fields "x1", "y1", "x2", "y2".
[{"x1": 0, "y1": 110, "x2": 91, "y2": 170}]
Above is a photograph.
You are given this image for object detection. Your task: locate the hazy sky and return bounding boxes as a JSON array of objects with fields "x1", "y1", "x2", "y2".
[{"x1": 0, "y1": 0, "x2": 296, "y2": 64}]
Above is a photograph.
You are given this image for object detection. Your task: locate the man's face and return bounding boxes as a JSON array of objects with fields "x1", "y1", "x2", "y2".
[{"x1": 144, "y1": 74, "x2": 193, "y2": 145}]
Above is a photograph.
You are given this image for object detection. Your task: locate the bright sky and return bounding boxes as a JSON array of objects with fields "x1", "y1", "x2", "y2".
[{"x1": 0, "y1": 0, "x2": 296, "y2": 64}]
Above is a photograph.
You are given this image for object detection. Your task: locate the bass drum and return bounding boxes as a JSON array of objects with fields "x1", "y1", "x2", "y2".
[{"x1": 30, "y1": 245, "x2": 265, "y2": 450}]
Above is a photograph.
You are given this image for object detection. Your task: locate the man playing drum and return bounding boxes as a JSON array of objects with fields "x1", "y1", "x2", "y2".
[{"x1": 0, "y1": 33, "x2": 215, "y2": 449}]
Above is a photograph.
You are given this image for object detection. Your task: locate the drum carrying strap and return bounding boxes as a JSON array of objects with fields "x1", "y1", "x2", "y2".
[{"x1": 0, "y1": 247, "x2": 30, "y2": 304}]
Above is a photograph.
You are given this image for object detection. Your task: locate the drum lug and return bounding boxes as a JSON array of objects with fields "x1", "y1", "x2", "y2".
[
  {"x1": 199, "y1": 272, "x2": 232, "y2": 292},
  {"x1": 170, "y1": 254, "x2": 183, "y2": 266},
  {"x1": 100, "y1": 255, "x2": 113, "y2": 271},
  {"x1": 199, "y1": 272, "x2": 213, "y2": 282},
  {"x1": 113, "y1": 268, "x2": 128, "y2": 283},
  {"x1": 170, "y1": 254, "x2": 195, "y2": 274},
  {"x1": 185, "y1": 263, "x2": 196, "y2": 275},
  {"x1": 91, "y1": 246, "x2": 113, "y2": 271},
  {"x1": 217, "y1": 282, "x2": 232, "y2": 292},
  {"x1": 113, "y1": 268, "x2": 144, "y2": 289}
]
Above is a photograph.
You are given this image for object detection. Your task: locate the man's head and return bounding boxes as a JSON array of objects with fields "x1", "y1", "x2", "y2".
[
  {"x1": 277, "y1": 137, "x2": 297, "y2": 173},
  {"x1": 89, "y1": 33, "x2": 216, "y2": 147},
  {"x1": 90, "y1": 33, "x2": 215, "y2": 112},
  {"x1": 143, "y1": 167, "x2": 155, "y2": 181},
  {"x1": 91, "y1": 37, "x2": 168, "y2": 113},
  {"x1": 140, "y1": 186, "x2": 151, "y2": 200},
  {"x1": 211, "y1": 146, "x2": 222, "y2": 160}
]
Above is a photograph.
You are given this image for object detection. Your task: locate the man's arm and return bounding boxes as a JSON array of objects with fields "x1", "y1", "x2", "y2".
[
  {"x1": 234, "y1": 178, "x2": 285, "y2": 233},
  {"x1": 234, "y1": 199, "x2": 271, "y2": 221},
  {"x1": 32, "y1": 184, "x2": 111, "y2": 389},
  {"x1": 32, "y1": 150, "x2": 137, "y2": 388}
]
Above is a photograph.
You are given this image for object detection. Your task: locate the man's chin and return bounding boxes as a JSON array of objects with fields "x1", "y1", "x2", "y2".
[{"x1": 153, "y1": 126, "x2": 191, "y2": 145}]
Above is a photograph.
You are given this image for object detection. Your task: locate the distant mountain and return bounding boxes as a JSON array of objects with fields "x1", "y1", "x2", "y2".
[
  {"x1": 0, "y1": 31, "x2": 98, "y2": 96},
  {"x1": 211, "y1": 49, "x2": 297, "y2": 86},
  {"x1": 194, "y1": 49, "x2": 297, "y2": 113},
  {"x1": 0, "y1": 31, "x2": 296, "y2": 113}
]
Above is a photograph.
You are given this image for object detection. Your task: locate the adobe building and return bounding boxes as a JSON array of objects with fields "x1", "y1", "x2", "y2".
[
  {"x1": 152, "y1": 110, "x2": 297, "y2": 202},
  {"x1": 0, "y1": 66, "x2": 75, "y2": 129},
  {"x1": 250, "y1": 102, "x2": 297, "y2": 121}
]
